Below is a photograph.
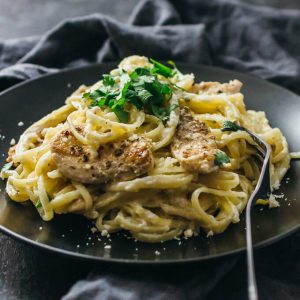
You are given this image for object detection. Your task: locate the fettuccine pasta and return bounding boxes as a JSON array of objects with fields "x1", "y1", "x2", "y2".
[{"x1": 1, "y1": 56, "x2": 290, "y2": 242}]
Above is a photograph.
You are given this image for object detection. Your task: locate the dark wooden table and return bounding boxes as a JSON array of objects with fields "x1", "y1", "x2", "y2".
[{"x1": 0, "y1": 1, "x2": 299, "y2": 299}]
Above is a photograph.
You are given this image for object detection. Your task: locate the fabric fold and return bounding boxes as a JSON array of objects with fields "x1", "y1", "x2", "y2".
[{"x1": 1, "y1": 0, "x2": 300, "y2": 93}]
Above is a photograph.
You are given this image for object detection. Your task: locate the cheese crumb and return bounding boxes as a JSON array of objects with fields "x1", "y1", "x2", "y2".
[
  {"x1": 90, "y1": 227, "x2": 97, "y2": 233},
  {"x1": 184, "y1": 229, "x2": 193, "y2": 238},
  {"x1": 18, "y1": 121, "x2": 24, "y2": 127},
  {"x1": 155, "y1": 250, "x2": 161, "y2": 255},
  {"x1": 101, "y1": 230, "x2": 108, "y2": 236},
  {"x1": 104, "y1": 245, "x2": 111, "y2": 250},
  {"x1": 269, "y1": 194, "x2": 280, "y2": 208},
  {"x1": 10, "y1": 138, "x2": 16, "y2": 146},
  {"x1": 274, "y1": 193, "x2": 284, "y2": 199},
  {"x1": 206, "y1": 230, "x2": 214, "y2": 238}
]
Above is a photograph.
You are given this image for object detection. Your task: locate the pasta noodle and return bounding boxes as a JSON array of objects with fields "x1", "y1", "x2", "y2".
[{"x1": 1, "y1": 56, "x2": 290, "y2": 243}]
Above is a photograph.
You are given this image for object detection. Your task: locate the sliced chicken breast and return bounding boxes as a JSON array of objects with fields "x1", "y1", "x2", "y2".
[
  {"x1": 190, "y1": 79, "x2": 242, "y2": 95},
  {"x1": 51, "y1": 129, "x2": 154, "y2": 184},
  {"x1": 171, "y1": 107, "x2": 218, "y2": 174}
]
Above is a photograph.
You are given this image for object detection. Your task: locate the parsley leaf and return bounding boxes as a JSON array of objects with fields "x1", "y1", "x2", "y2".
[
  {"x1": 134, "y1": 67, "x2": 151, "y2": 77},
  {"x1": 113, "y1": 106, "x2": 129, "y2": 123},
  {"x1": 136, "y1": 88, "x2": 153, "y2": 105},
  {"x1": 86, "y1": 88, "x2": 119, "y2": 107},
  {"x1": 102, "y1": 74, "x2": 115, "y2": 86},
  {"x1": 214, "y1": 151, "x2": 230, "y2": 166},
  {"x1": 221, "y1": 121, "x2": 242, "y2": 132},
  {"x1": 125, "y1": 87, "x2": 143, "y2": 109},
  {"x1": 35, "y1": 193, "x2": 52, "y2": 210},
  {"x1": 83, "y1": 59, "x2": 177, "y2": 123},
  {"x1": 1, "y1": 162, "x2": 13, "y2": 173},
  {"x1": 167, "y1": 60, "x2": 177, "y2": 68},
  {"x1": 150, "y1": 58, "x2": 176, "y2": 77},
  {"x1": 35, "y1": 199, "x2": 42, "y2": 209},
  {"x1": 151, "y1": 103, "x2": 178, "y2": 122}
]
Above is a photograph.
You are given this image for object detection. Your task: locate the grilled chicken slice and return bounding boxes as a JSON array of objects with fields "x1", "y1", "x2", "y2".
[
  {"x1": 51, "y1": 129, "x2": 154, "y2": 184},
  {"x1": 190, "y1": 79, "x2": 242, "y2": 95},
  {"x1": 171, "y1": 107, "x2": 218, "y2": 174}
]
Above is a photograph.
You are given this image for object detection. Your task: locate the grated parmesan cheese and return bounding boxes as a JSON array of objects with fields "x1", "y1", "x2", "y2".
[
  {"x1": 206, "y1": 230, "x2": 214, "y2": 238},
  {"x1": 268, "y1": 194, "x2": 280, "y2": 208},
  {"x1": 101, "y1": 229, "x2": 108, "y2": 236},
  {"x1": 184, "y1": 229, "x2": 193, "y2": 238},
  {"x1": 90, "y1": 227, "x2": 97, "y2": 233}
]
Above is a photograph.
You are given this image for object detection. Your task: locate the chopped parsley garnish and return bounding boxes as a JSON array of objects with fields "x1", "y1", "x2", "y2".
[
  {"x1": 35, "y1": 198, "x2": 42, "y2": 209},
  {"x1": 83, "y1": 59, "x2": 178, "y2": 123},
  {"x1": 221, "y1": 121, "x2": 242, "y2": 132},
  {"x1": 214, "y1": 151, "x2": 230, "y2": 166},
  {"x1": 1, "y1": 162, "x2": 13, "y2": 173},
  {"x1": 102, "y1": 74, "x2": 115, "y2": 86},
  {"x1": 167, "y1": 60, "x2": 176, "y2": 68},
  {"x1": 35, "y1": 193, "x2": 51, "y2": 210},
  {"x1": 113, "y1": 105, "x2": 129, "y2": 123},
  {"x1": 150, "y1": 58, "x2": 176, "y2": 77},
  {"x1": 151, "y1": 103, "x2": 179, "y2": 122}
]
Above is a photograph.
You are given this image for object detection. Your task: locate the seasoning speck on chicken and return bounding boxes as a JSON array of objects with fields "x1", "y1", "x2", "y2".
[
  {"x1": 171, "y1": 107, "x2": 218, "y2": 174},
  {"x1": 51, "y1": 129, "x2": 154, "y2": 184}
]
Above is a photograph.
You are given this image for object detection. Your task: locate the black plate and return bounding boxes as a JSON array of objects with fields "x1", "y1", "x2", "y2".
[{"x1": 0, "y1": 63, "x2": 299, "y2": 264}]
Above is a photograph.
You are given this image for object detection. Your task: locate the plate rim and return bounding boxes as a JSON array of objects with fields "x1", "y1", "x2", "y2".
[
  {"x1": 0, "y1": 62, "x2": 299, "y2": 264},
  {"x1": 1, "y1": 217, "x2": 299, "y2": 265},
  {"x1": 1, "y1": 61, "x2": 300, "y2": 101}
]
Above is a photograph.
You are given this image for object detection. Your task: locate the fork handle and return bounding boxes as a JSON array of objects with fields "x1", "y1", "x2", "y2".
[{"x1": 246, "y1": 208, "x2": 258, "y2": 300}]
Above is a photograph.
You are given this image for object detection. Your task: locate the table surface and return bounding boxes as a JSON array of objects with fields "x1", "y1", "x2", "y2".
[{"x1": 1, "y1": 1, "x2": 300, "y2": 299}]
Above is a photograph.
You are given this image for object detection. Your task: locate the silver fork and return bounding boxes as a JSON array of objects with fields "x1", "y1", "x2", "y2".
[{"x1": 242, "y1": 127, "x2": 272, "y2": 300}]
